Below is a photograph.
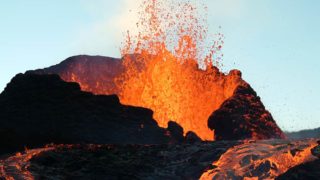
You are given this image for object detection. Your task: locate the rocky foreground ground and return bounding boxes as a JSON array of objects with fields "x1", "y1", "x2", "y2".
[
  {"x1": 0, "y1": 55, "x2": 318, "y2": 179},
  {"x1": 1, "y1": 139, "x2": 319, "y2": 180},
  {"x1": 1, "y1": 141, "x2": 237, "y2": 180}
]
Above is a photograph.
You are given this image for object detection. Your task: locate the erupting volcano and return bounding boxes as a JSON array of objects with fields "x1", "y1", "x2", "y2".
[
  {"x1": 1, "y1": 0, "x2": 320, "y2": 179},
  {"x1": 32, "y1": 0, "x2": 284, "y2": 141}
]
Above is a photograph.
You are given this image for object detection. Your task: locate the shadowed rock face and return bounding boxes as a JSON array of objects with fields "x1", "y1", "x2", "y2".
[
  {"x1": 276, "y1": 159, "x2": 320, "y2": 180},
  {"x1": 0, "y1": 73, "x2": 173, "y2": 153},
  {"x1": 208, "y1": 83, "x2": 286, "y2": 140}
]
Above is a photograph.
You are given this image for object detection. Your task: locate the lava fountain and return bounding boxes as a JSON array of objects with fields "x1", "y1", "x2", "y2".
[
  {"x1": 115, "y1": 0, "x2": 242, "y2": 140},
  {"x1": 37, "y1": 0, "x2": 283, "y2": 141}
]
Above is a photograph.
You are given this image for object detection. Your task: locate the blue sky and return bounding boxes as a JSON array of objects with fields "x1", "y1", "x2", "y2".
[{"x1": 0, "y1": 0, "x2": 319, "y2": 131}]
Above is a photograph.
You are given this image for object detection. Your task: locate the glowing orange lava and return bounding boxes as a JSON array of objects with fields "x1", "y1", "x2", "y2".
[
  {"x1": 0, "y1": 146, "x2": 55, "y2": 180},
  {"x1": 200, "y1": 139, "x2": 319, "y2": 179},
  {"x1": 115, "y1": 0, "x2": 242, "y2": 140}
]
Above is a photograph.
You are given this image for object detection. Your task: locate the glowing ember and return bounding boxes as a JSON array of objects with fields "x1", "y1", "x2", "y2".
[{"x1": 200, "y1": 139, "x2": 319, "y2": 179}]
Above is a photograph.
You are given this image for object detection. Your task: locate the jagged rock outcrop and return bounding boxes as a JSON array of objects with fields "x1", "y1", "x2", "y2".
[
  {"x1": 185, "y1": 131, "x2": 202, "y2": 143},
  {"x1": 208, "y1": 83, "x2": 286, "y2": 140},
  {"x1": 167, "y1": 121, "x2": 184, "y2": 143},
  {"x1": 0, "y1": 73, "x2": 172, "y2": 153}
]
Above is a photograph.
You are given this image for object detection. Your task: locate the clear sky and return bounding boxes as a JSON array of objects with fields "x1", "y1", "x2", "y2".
[{"x1": 1, "y1": 0, "x2": 319, "y2": 131}]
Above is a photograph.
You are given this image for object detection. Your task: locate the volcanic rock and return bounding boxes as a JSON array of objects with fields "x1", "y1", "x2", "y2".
[
  {"x1": 22, "y1": 142, "x2": 238, "y2": 179},
  {"x1": 167, "y1": 121, "x2": 184, "y2": 143},
  {"x1": 185, "y1": 131, "x2": 202, "y2": 143},
  {"x1": 208, "y1": 83, "x2": 285, "y2": 140},
  {"x1": 0, "y1": 73, "x2": 171, "y2": 153},
  {"x1": 276, "y1": 159, "x2": 320, "y2": 180}
]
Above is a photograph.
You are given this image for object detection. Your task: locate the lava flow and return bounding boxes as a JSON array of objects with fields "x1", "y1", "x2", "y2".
[
  {"x1": 0, "y1": 146, "x2": 54, "y2": 180},
  {"x1": 200, "y1": 139, "x2": 319, "y2": 179}
]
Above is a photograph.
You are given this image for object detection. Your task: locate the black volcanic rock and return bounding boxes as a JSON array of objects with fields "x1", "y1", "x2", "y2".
[
  {"x1": 25, "y1": 142, "x2": 238, "y2": 179},
  {"x1": 208, "y1": 83, "x2": 285, "y2": 140},
  {"x1": 276, "y1": 159, "x2": 320, "y2": 180},
  {"x1": 185, "y1": 131, "x2": 202, "y2": 143},
  {"x1": 0, "y1": 73, "x2": 171, "y2": 153},
  {"x1": 167, "y1": 121, "x2": 184, "y2": 143}
]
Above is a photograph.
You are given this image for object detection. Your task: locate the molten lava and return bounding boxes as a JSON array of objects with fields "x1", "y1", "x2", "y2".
[
  {"x1": 116, "y1": 53, "x2": 243, "y2": 140},
  {"x1": 109, "y1": 0, "x2": 236, "y2": 140},
  {"x1": 200, "y1": 139, "x2": 319, "y2": 179}
]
